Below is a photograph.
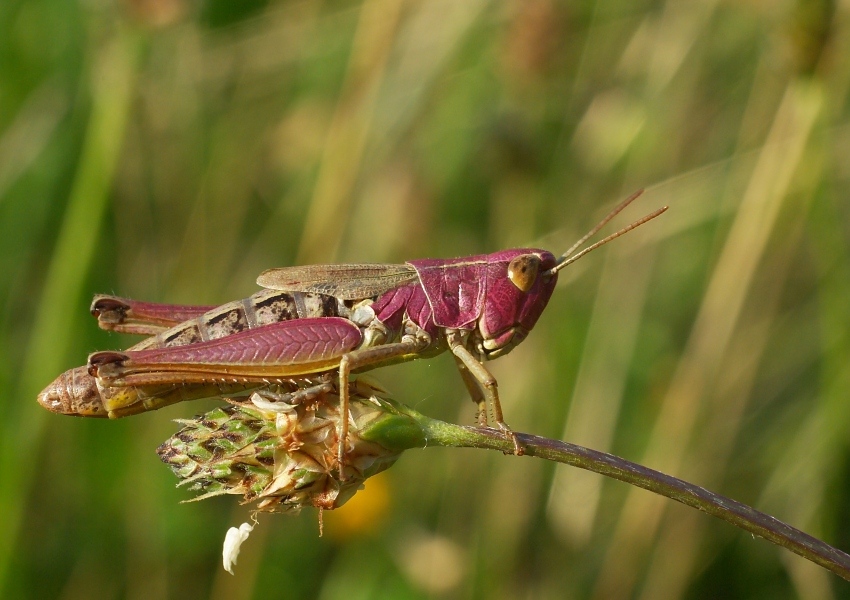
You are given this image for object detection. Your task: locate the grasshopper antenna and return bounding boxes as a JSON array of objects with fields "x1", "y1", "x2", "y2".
[{"x1": 544, "y1": 189, "x2": 668, "y2": 276}]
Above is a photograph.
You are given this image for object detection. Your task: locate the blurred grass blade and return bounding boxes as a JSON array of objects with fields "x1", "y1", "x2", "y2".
[
  {"x1": 759, "y1": 159, "x2": 850, "y2": 594},
  {"x1": 295, "y1": 0, "x2": 404, "y2": 264},
  {"x1": 592, "y1": 80, "x2": 823, "y2": 599},
  {"x1": 0, "y1": 79, "x2": 68, "y2": 200},
  {"x1": 638, "y1": 103, "x2": 826, "y2": 600},
  {"x1": 0, "y1": 28, "x2": 140, "y2": 595},
  {"x1": 547, "y1": 218, "x2": 658, "y2": 544}
]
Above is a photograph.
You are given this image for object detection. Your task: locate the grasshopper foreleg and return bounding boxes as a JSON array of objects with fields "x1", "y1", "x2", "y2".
[{"x1": 446, "y1": 330, "x2": 524, "y2": 456}]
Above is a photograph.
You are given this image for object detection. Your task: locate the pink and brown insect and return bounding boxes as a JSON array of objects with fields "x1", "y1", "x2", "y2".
[{"x1": 38, "y1": 190, "x2": 666, "y2": 468}]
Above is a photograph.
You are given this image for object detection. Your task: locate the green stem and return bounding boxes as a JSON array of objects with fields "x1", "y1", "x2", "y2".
[{"x1": 404, "y1": 409, "x2": 850, "y2": 582}]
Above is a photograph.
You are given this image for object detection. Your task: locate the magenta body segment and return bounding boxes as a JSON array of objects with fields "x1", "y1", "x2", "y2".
[
  {"x1": 399, "y1": 248, "x2": 559, "y2": 353},
  {"x1": 92, "y1": 296, "x2": 215, "y2": 325},
  {"x1": 112, "y1": 300, "x2": 215, "y2": 324},
  {"x1": 370, "y1": 284, "x2": 438, "y2": 339},
  {"x1": 370, "y1": 286, "x2": 414, "y2": 332},
  {"x1": 406, "y1": 255, "x2": 490, "y2": 328}
]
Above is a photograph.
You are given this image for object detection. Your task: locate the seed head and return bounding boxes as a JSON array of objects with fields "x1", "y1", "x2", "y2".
[{"x1": 158, "y1": 386, "x2": 423, "y2": 514}]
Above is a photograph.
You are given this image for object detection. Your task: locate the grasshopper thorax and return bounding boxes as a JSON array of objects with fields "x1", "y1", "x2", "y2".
[{"x1": 407, "y1": 249, "x2": 559, "y2": 361}]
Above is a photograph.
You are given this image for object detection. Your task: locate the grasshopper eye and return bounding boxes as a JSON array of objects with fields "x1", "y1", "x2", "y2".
[{"x1": 507, "y1": 254, "x2": 541, "y2": 293}]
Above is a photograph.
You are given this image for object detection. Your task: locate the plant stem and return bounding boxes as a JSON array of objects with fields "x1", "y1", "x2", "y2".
[{"x1": 415, "y1": 413, "x2": 850, "y2": 581}]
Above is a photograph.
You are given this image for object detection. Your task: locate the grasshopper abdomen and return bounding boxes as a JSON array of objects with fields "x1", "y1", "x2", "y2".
[{"x1": 133, "y1": 290, "x2": 348, "y2": 351}]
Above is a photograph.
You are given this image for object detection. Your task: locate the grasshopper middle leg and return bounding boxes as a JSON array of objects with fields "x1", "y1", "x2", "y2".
[{"x1": 336, "y1": 337, "x2": 428, "y2": 478}]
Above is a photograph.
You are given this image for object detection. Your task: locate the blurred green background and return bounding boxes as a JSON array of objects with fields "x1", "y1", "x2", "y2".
[{"x1": 2, "y1": 0, "x2": 850, "y2": 597}]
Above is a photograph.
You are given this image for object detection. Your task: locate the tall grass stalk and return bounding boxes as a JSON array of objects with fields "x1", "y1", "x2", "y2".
[{"x1": 0, "y1": 28, "x2": 139, "y2": 595}]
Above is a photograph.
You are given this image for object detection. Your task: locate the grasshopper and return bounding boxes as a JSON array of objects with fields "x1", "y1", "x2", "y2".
[{"x1": 39, "y1": 190, "x2": 665, "y2": 469}]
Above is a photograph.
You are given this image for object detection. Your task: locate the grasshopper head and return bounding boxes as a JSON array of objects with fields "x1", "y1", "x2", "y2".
[
  {"x1": 474, "y1": 191, "x2": 668, "y2": 360},
  {"x1": 476, "y1": 248, "x2": 559, "y2": 359}
]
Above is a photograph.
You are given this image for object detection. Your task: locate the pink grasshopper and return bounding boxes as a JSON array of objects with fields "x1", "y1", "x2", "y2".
[{"x1": 39, "y1": 190, "x2": 666, "y2": 469}]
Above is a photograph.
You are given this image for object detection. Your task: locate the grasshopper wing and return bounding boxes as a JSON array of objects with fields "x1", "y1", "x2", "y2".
[{"x1": 257, "y1": 263, "x2": 418, "y2": 300}]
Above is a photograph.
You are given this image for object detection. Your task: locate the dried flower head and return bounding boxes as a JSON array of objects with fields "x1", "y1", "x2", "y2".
[{"x1": 157, "y1": 383, "x2": 425, "y2": 514}]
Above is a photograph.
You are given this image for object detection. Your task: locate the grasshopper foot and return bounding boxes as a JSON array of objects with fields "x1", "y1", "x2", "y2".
[{"x1": 495, "y1": 422, "x2": 525, "y2": 456}]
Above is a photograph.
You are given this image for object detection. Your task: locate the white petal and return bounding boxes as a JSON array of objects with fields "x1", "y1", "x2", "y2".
[
  {"x1": 222, "y1": 522, "x2": 254, "y2": 575},
  {"x1": 250, "y1": 392, "x2": 296, "y2": 414}
]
